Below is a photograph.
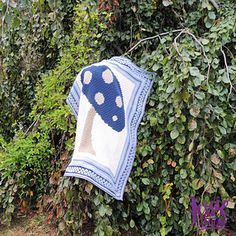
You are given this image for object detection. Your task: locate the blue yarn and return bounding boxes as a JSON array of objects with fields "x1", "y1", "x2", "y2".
[{"x1": 81, "y1": 65, "x2": 125, "y2": 132}]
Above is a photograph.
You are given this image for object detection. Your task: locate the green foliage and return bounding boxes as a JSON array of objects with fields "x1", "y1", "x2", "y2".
[
  {"x1": 0, "y1": 0, "x2": 100, "y2": 227},
  {"x1": 0, "y1": 0, "x2": 76, "y2": 140},
  {"x1": 0, "y1": 131, "x2": 53, "y2": 224},
  {"x1": 52, "y1": 0, "x2": 235, "y2": 235}
]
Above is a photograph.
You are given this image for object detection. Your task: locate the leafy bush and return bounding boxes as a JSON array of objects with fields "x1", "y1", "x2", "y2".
[
  {"x1": 0, "y1": 0, "x2": 76, "y2": 140},
  {"x1": 50, "y1": 1, "x2": 236, "y2": 235},
  {"x1": 0, "y1": 131, "x2": 53, "y2": 224}
]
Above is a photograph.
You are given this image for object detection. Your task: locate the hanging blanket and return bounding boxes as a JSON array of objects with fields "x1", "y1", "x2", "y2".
[{"x1": 64, "y1": 56, "x2": 153, "y2": 200}]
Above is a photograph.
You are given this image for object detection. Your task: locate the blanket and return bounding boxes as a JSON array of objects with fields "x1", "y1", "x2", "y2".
[{"x1": 65, "y1": 56, "x2": 153, "y2": 200}]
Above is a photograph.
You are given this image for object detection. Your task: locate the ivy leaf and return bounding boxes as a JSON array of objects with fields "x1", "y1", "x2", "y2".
[
  {"x1": 192, "y1": 178, "x2": 205, "y2": 190},
  {"x1": 213, "y1": 169, "x2": 224, "y2": 181},
  {"x1": 182, "y1": 91, "x2": 190, "y2": 103},
  {"x1": 170, "y1": 130, "x2": 179, "y2": 139},
  {"x1": 188, "y1": 119, "x2": 197, "y2": 131},
  {"x1": 162, "y1": 0, "x2": 173, "y2": 7},
  {"x1": 193, "y1": 75, "x2": 205, "y2": 86},
  {"x1": 208, "y1": 11, "x2": 216, "y2": 20},
  {"x1": 195, "y1": 92, "x2": 205, "y2": 100},
  {"x1": 99, "y1": 204, "x2": 107, "y2": 217},
  {"x1": 166, "y1": 84, "x2": 175, "y2": 94},
  {"x1": 142, "y1": 178, "x2": 150, "y2": 185},
  {"x1": 201, "y1": 38, "x2": 209, "y2": 45},
  {"x1": 189, "y1": 67, "x2": 200, "y2": 76},
  {"x1": 190, "y1": 105, "x2": 200, "y2": 117},
  {"x1": 180, "y1": 169, "x2": 187, "y2": 179},
  {"x1": 211, "y1": 154, "x2": 221, "y2": 165},
  {"x1": 150, "y1": 117, "x2": 157, "y2": 126},
  {"x1": 130, "y1": 219, "x2": 135, "y2": 228},
  {"x1": 222, "y1": 72, "x2": 230, "y2": 83},
  {"x1": 219, "y1": 126, "x2": 226, "y2": 135}
]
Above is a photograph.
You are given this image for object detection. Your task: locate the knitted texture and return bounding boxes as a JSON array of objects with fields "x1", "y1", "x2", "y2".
[{"x1": 65, "y1": 56, "x2": 153, "y2": 200}]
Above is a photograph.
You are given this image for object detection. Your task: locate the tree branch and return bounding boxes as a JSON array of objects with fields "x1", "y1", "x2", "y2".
[
  {"x1": 209, "y1": 0, "x2": 220, "y2": 9},
  {"x1": 220, "y1": 46, "x2": 236, "y2": 109},
  {"x1": 174, "y1": 28, "x2": 211, "y2": 84},
  {"x1": 123, "y1": 29, "x2": 184, "y2": 56}
]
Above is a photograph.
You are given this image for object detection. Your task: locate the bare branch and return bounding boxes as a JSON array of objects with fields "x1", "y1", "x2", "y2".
[
  {"x1": 173, "y1": 29, "x2": 186, "y2": 58},
  {"x1": 184, "y1": 29, "x2": 211, "y2": 84},
  {"x1": 220, "y1": 46, "x2": 236, "y2": 109},
  {"x1": 209, "y1": 0, "x2": 220, "y2": 9},
  {"x1": 123, "y1": 29, "x2": 184, "y2": 56},
  {"x1": 173, "y1": 28, "x2": 211, "y2": 84},
  {"x1": 24, "y1": 110, "x2": 44, "y2": 136}
]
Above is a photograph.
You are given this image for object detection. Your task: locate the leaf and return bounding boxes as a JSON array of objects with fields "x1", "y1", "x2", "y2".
[
  {"x1": 188, "y1": 119, "x2": 197, "y2": 131},
  {"x1": 195, "y1": 92, "x2": 205, "y2": 100},
  {"x1": 190, "y1": 106, "x2": 200, "y2": 117},
  {"x1": 58, "y1": 222, "x2": 66, "y2": 231},
  {"x1": 189, "y1": 141, "x2": 194, "y2": 152},
  {"x1": 177, "y1": 135, "x2": 186, "y2": 144},
  {"x1": 226, "y1": 201, "x2": 235, "y2": 209},
  {"x1": 213, "y1": 169, "x2": 224, "y2": 181},
  {"x1": 162, "y1": 0, "x2": 173, "y2": 7},
  {"x1": 99, "y1": 204, "x2": 107, "y2": 217},
  {"x1": 208, "y1": 11, "x2": 216, "y2": 20},
  {"x1": 189, "y1": 67, "x2": 200, "y2": 76},
  {"x1": 166, "y1": 84, "x2": 175, "y2": 94},
  {"x1": 170, "y1": 130, "x2": 179, "y2": 139},
  {"x1": 136, "y1": 203, "x2": 143, "y2": 212},
  {"x1": 192, "y1": 178, "x2": 205, "y2": 190},
  {"x1": 142, "y1": 178, "x2": 150, "y2": 185},
  {"x1": 222, "y1": 72, "x2": 230, "y2": 83},
  {"x1": 201, "y1": 38, "x2": 209, "y2": 45},
  {"x1": 180, "y1": 169, "x2": 187, "y2": 179},
  {"x1": 160, "y1": 216, "x2": 166, "y2": 225},
  {"x1": 152, "y1": 63, "x2": 160, "y2": 71},
  {"x1": 147, "y1": 159, "x2": 154, "y2": 164},
  {"x1": 219, "y1": 126, "x2": 226, "y2": 135},
  {"x1": 210, "y1": 154, "x2": 220, "y2": 166},
  {"x1": 130, "y1": 219, "x2": 135, "y2": 228},
  {"x1": 85, "y1": 183, "x2": 93, "y2": 194},
  {"x1": 150, "y1": 117, "x2": 157, "y2": 126},
  {"x1": 193, "y1": 75, "x2": 204, "y2": 86},
  {"x1": 182, "y1": 91, "x2": 190, "y2": 103}
]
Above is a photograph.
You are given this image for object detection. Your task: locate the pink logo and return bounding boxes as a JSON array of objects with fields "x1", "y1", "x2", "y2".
[{"x1": 191, "y1": 197, "x2": 228, "y2": 230}]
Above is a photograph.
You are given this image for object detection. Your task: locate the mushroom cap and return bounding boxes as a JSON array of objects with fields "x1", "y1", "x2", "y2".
[{"x1": 81, "y1": 65, "x2": 125, "y2": 132}]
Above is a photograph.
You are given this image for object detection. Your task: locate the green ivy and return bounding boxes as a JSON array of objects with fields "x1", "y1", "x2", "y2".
[{"x1": 0, "y1": 0, "x2": 76, "y2": 140}]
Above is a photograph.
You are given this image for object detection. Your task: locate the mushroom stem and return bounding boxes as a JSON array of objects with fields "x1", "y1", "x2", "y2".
[{"x1": 78, "y1": 106, "x2": 96, "y2": 155}]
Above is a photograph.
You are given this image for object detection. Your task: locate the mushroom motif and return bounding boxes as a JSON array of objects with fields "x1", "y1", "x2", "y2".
[{"x1": 78, "y1": 65, "x2": 125, "y2": 155}]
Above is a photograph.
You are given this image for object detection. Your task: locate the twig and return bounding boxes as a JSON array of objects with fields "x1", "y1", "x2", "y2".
[
  {"x1": 209, "y1": 0, "x2": 220, "y2": 9},
  {"x1": 220, "y1": 46, "x2": 236, "y2": 109},
  {"x1": 221, "y1": 46, "x2": 233, "y2": 99},
  {"x1": 57, "y1": 55, "x2": 80, "y2": 80},
  {"x1": 24, "y1": 110, "x2": 44, "y2": 136},
  {"x1": 173, "y1": 29, "x2": 186, "y2": 58},
  {"x1": 185, "y1": 29, "x2": 211, "y2": 85},
  {"x1": 174, "y1": 28, "x2": 211, "y2": 85},
  {"x1": 123, "y1": 29, "x2": 184, "y2": 56},
  {"x1": 223, "y1": 45, "x2": 234, "y2": 58}
]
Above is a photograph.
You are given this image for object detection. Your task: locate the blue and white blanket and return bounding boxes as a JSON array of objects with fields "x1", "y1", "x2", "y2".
[{"x1": 65, "y1": 56, "x2": 153, "y2": 200}]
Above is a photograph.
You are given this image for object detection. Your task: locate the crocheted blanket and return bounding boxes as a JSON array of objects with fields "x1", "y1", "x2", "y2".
[{"x1": 64, "y1": 56, "x2": 153, "y2": 200}]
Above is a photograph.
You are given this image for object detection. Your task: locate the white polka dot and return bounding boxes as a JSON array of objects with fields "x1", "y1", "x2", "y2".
[
  {"x1": 112, "y1": 115, "x2": 118, "y2": 121},
  {"x1": 84, "y1": 71, "x2": 92, "y2": 84},
  {"x1": 95, "y1": 92, "x2": 105, "y2": 105},
  {"x1": 102, "y1": 69, "x2": 113, "y2": 84},
  {"x1": 115, "y1": 96, "x2": 122, "y2": 108}
]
